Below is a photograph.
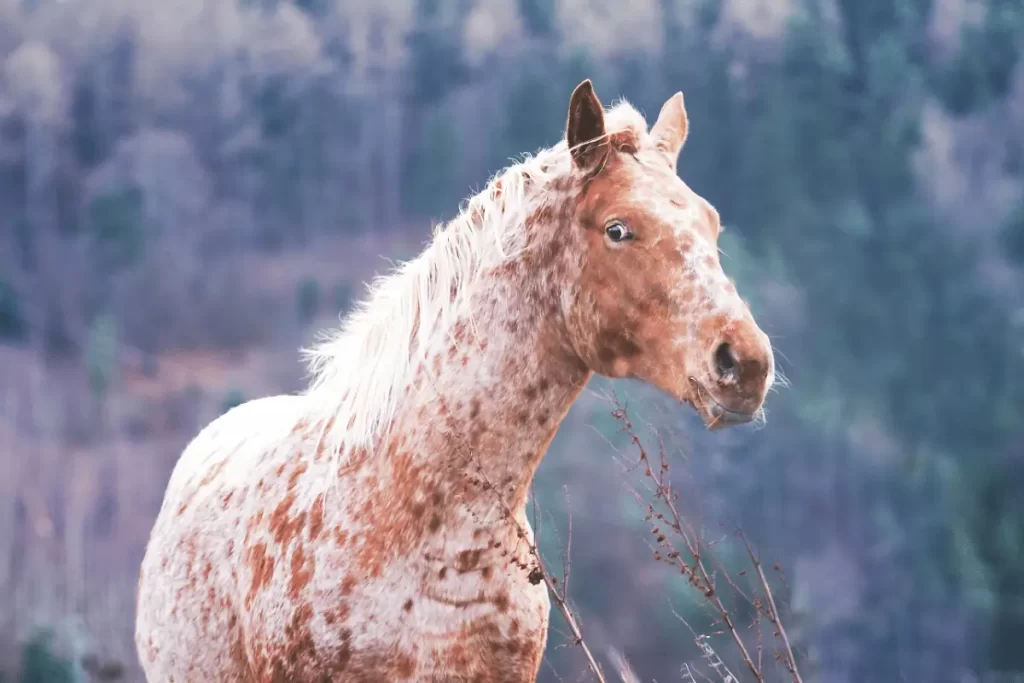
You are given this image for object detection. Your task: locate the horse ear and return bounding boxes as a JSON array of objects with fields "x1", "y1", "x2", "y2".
[
  {"x1": 565, "y1": 79, "x2": 608, "y2": 171},
  {"x1": 650, "y1": 91, "x2": 689, "y2": 169}
]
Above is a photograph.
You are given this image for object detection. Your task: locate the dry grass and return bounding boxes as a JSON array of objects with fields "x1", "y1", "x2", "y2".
[{"x1": 0, "y1": 348, "x2": 237, "y2": 682}]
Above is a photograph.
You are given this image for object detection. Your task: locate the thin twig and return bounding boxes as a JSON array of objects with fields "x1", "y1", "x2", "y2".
[
  {"x1": 525, "y1": 484, "x2": 606, "y2": 682},
  {"x1": 606, "y1": 392, "x2": 806, "y2": 683},
  {"x1": 610, "y1": 402, "x2": 763, "y2": 682},
  {"x1": 561, "y1": 485, "x2": 573, "y2": 598},
  {"x1": 738, "y1": 531, "x2": 802, "y2": 683}
]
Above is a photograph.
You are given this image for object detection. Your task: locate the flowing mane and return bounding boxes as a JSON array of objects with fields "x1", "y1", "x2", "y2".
[{"x1": 300, "y1": 101, "x2": 649, "y2": 454}]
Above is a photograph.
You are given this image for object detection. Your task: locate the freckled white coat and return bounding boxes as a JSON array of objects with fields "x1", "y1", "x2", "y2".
[{"x1": 135, "y1": 81, "x2": 775, "y2": 682}]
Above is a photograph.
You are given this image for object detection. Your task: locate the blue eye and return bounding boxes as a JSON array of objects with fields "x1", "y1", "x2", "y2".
[{"x1": 605, "y1": 222, "x2": 633, "y2": 243}]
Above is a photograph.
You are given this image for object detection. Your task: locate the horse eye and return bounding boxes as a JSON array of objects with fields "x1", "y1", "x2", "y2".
[{"x1": 605, "y1": 222, "x2": 633, "y2": 243}]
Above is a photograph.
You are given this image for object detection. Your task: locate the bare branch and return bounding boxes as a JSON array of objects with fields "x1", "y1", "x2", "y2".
[
  {"x1": 607, "y1": 398, "x2": 763, "y2": 682},
  {"x1": 738, "y1": 531, "x2": 802, "y2": 683},
  {"x1": 605, "y1": 392, "x2": 806, "y2": 683}
]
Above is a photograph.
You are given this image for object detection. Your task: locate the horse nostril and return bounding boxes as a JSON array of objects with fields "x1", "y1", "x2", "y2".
[{"x1": 714, "y1": 342, "x2": 738, "y2": 378}]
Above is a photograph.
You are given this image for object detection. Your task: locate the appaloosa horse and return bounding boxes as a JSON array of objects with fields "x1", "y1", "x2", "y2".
[{"x1": 135, "y1": 80, "x2": 775, "y2": 682}]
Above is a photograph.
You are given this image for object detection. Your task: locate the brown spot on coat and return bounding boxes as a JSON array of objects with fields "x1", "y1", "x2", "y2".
[
  {"x1": 199, "y1": 458, "x2": 228, "y2": 488},
  {"x1": 269, "y1": 492, "x2": 305, "y2": 546},
  {"x1": 289, "y1": 545, "x2": 314, "y2": 599},
  {"x1": 455, "y1": 548, "x2": 483, "y2": 573},
  {"x1": 246, "y1": 543, "x2": 275, "y2": 607},
  {"x1": 309, "y1": 494, "x2": 325, "y2": 539},
  {"x1": 288, "y1": 461, "x2": 309, "y2": 489}
]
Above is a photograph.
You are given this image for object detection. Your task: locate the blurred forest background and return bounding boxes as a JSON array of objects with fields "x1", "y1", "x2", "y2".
[{"x1": 0, "y1": 0, "x2": 1023, "y2": 680}]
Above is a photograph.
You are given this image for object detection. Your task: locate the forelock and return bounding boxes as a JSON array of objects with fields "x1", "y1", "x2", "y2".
[{"x1": 603, "y1": 101, "x2": 649, "y2": 152}]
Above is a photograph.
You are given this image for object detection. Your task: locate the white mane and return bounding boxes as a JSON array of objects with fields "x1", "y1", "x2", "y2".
[{"x1": 301, "y1": 101, "x2": 649, "y2": 455}]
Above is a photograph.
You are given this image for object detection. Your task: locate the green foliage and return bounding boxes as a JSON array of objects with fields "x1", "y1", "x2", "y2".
[
  {"x1": 85, "y1": 313, "x2": 119, "y2": 398},
  {"x1": 18, "y1": 629, "x2": 73, "y2": 683},
  {"x1": 517, "y1": 0, "x2": 556, "y2": 37},
  {"x1": 599, "y1": 0, "x2": 1024, "y2": 674},
  {"x1": 0, "y1": 269, "x2": 27, "y2": 343},
  {"x1": 295, "y1": 277, "x2": 322, "y2": 323},
  {"x1": 254, "y1": 75, "x2": 301, "y2": 141},
  {"x1": 999, "y1": 204, "x2": 1024, "y2": 265},
  {"x1": 294, "y1": 0, "x2": 329, "y2": 17},
  {"x1": 12, "y1": 215, "x2": 34, "y2": 271},
  {"x1": 932, "y1": 1, "x2": 1024, "y2": 116},
  {"x1": 402, "y1": 111, "x2": 462, "y2": 218},
  {"x1": 705, "y1": 0, "x2": 1024, "y2": 456},
  {"x1": 221, "y1": 388, "x2": 246, "y2": 416},
  {"x1": 88, "y1": 186, "x2": 149, "y2": 271},
  {"x1": 332, "y1": 281, "x2": 354, "y2": 316},
  {"x1": 406, "y1": 0, "x2": 471, "y2": 109},
  {"x1": 950, "y1": 453, "x2": 1024, "y2": 670},
  {"x1": 71, "y1": 80, "x2": 105, "y2": 169},
  {"x1": 500, "y1": 65, "x2": 562, "y2": 158}
]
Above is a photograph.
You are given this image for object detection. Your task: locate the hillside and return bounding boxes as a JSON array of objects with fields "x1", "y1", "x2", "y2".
[{"x1": 2, "y1": 0, "x2": 1024, "y2": 680}]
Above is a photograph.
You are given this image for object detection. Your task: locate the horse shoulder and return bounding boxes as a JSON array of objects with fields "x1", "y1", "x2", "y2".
[{"x1": 160, "y1": 394, "x2": 312, "y2": 521}]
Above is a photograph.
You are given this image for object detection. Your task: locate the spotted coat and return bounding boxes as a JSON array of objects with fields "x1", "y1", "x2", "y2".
[{"x1": 135, "y1": 81, "x2": 775, "y2": 682}]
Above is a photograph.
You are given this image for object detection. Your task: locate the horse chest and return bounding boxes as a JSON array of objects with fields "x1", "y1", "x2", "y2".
[
  {"x1": 229, "y1": 422, "x2": 556, "y2": 680},
  {"x1": 244, "y1": 553, "x2": 550, "y2": 682}
]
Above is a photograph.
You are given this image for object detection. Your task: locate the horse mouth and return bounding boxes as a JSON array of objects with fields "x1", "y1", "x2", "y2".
[{"x1": 687, "y1": 378, "x2": 760, "y2": 431}]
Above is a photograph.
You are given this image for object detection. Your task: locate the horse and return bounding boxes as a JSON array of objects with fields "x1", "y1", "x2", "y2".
[{"x1": 135, "y1": 79, "x2": 775, "y2": 682}]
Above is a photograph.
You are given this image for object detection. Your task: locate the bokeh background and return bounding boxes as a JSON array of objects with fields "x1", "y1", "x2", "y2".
[{"x1": 0, "y1": 0, "x2": 1023, "y2": 680}]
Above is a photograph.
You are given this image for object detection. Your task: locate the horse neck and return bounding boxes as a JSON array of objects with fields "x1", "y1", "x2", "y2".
[{"x1": 380, "y1": 232, "x2": 590, "y2": 518}]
